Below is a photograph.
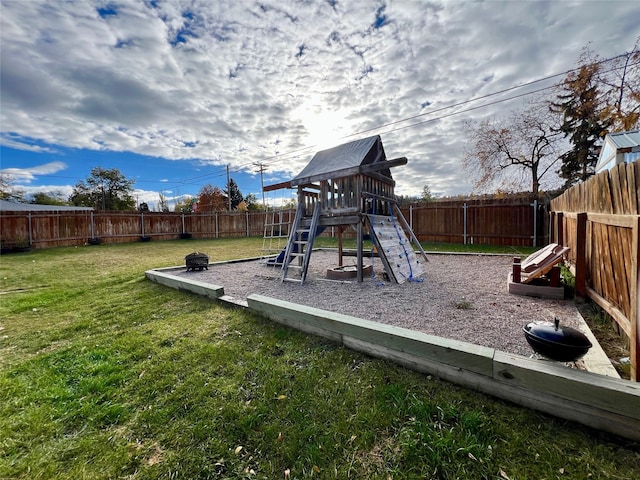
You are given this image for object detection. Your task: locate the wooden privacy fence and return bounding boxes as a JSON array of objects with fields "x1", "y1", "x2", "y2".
[
  {"x1": 400, "y1": 196, "x2": 548, "y2": 247},
  {"x1": 551, "y1": 161, "x2": 640, "y2": 381},
  {"x1": 0, "y1": 210, "x2": 269, "y2": 248},
  {"x1": 1, "y1": 197, "x2": 549, "y2": 249}
]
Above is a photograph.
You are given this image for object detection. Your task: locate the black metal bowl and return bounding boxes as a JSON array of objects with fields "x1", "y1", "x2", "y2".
[{"x1": 523, "y1": 318, "x2": 592, "y2": 362}]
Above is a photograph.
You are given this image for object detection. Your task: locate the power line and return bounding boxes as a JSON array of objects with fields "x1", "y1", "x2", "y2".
[
  {"x1": 205, "y1": 51, "x2": 637, "y2": 178},
  {"x1": 6, "y1": 51, "x2": 636, "y2": 191}
]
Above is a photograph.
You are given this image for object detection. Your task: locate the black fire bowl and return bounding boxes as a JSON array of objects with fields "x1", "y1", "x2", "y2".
[{"x1": 523, "y1": 318, "x2": 592, "y2": 363}]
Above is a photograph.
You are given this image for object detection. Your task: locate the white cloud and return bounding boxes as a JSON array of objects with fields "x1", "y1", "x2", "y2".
[
  {"x1": 0, "y1": 161, "x2": 68, "y2": 183},
  {"x1": 1, "y1": 0, "x2": 638, "y2": 197}
]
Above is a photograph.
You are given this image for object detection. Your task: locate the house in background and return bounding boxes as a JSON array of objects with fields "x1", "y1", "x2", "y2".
[
  {"x1": 0, "y1": 199, "x2": 93, "y2": 212},
  {"x1": 595, "y1": 130, "x2": 640, "y2": 173}
]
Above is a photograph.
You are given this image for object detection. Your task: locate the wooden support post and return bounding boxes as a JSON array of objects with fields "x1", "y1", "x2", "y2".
[
  {"x1": 512, "y1": 257, "x2": 521, "y2": 283},
  {"x1": 338, "y1": 226, "x2": 344, "y2": 267},
  {"x1": 549, "y1": 265, "x2": 561, "y2": 288},
  {"x1": 356, "y1": 217, "x2": 363, "y2": 283},
  {"x1": 575, "y1": 213, "x2": 587, "y2": 298}
]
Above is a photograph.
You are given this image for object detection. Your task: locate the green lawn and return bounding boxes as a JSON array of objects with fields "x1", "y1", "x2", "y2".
[{"x1": 1, "y1": 238, "x2": 638, "y2": 479}]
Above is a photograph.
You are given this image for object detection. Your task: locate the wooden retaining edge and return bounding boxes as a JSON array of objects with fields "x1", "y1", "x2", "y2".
[
  {"x1": 246, "y1": 293, "x2": 640, "y2": 441},
  {"x1": 145, "y1": 269, "x2": 225, "y2": 300}
]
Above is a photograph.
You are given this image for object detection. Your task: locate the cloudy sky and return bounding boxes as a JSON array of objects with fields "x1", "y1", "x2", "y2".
[{"x1": 1, "y1": 0, "x2": 638, "y2": 209}]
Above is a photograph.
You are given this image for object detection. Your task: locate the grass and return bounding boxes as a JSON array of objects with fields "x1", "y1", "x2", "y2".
[
  {"x1": 1, "y1": 238, "x2": 639, "y2": 479},
  {"x1": 559, "y1": 265, "x2": 631, "y2": 380}
]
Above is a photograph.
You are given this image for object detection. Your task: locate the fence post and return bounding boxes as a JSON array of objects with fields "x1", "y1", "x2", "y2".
[
  {"x1": 28, "y1": 212, "x2": 33, "y2": 245},
  {"x1": 556, "y1": 212, "x2": 564, "y2": 245},
  {"x1": 90, "y1": 212, "x2": 95, "y2": 239},
  {"x1": 215, "y1": 212, "x2": 219, "y2": 239},
  {"x1": 141, "y1": 212, "x2": 145, "y2": 237},
  {"x1": 181, "y1": 213, "x2": 185, "y2": 234},
  {"x1": 575, "y1": 212, "x2": 587, "y2": 298},
  {"x1": 246, "y1": 211, "x2": 250, "y2": 237},
  {"x1": 631, "y1": 216, "x2": 639, "y2": 381},
  {"x1": 532, "y1": 199, "x2": 538, "y2": 247},
  {"x1": 409, "y1": 204, "x2": 413, "y2": 230},
  {"x1": 463, "y1": 203, "x2": 467, "y2": 245}
]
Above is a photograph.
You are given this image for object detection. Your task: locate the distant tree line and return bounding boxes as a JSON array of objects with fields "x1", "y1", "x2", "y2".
[{"x1": 1, "y1": 166, "x2": 261, "y2": 212}]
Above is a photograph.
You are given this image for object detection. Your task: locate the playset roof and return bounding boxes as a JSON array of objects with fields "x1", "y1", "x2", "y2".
[{"x1": 291, "y1": 135, "x2": 394, "y2": 186}]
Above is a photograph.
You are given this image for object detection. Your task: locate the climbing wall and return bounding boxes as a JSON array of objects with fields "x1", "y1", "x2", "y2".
[{"x1": 366, "y1": 214, "x2": 424, "y2": 284}]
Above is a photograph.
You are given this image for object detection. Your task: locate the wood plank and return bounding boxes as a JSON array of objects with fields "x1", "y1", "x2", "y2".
[
  {"x1": 611, "y1": 163, "x2": 625, "y2": 214},
  {"x1": 628, "y1": 160, "x2": 639, "y2": 214},
  {"x1": 340, "y1": 335, "x2": 634, "y2": 440},
  {"x1": 612, "y1": 225, "x2": 631, "y2": 317},
  {"x1": 587, "y1": 286, "x2": 632, "y2": 338},
  {"x1": 145, "y1": 269, "x2": 225, "y2": 299},
  {"x1": 587, "y1": 212, "x2": 637, "y2": 227},
  {"x1": 589, "y1": 222, "x2": 602, "y2": 294},
  {"x1": 246, "y1": 294, "x2": 495, "y2": 376},
  {"x1": 493, "y1": 351, "x2": 640, "y2": 421},
  {"x1": 635, "y1": 160, "x2": 640, "y2": 214},
  {"x1": 575, "y1": 213, "x2": 587, "y2": 297}
]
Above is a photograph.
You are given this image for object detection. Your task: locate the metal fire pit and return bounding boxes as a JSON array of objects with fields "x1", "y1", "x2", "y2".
[
  {"x1": 523, "y1": 318, "x2": 592, "y2": 362},
  {"x1": 185, "y1": 252, "x2": 209, "y2": 271}
]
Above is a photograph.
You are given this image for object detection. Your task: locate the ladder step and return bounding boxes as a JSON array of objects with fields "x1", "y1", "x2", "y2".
[{"x1": 283, "y1": 277, "x2": 303, "y2": 283}]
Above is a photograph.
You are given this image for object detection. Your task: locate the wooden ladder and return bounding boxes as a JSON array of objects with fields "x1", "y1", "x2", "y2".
[{"x1": 281, "y1": 201, "x2": 321, "y2": 284}]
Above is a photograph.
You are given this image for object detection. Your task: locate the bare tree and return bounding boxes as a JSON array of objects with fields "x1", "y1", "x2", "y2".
[
  {"x1": 599, "y1": 37, "x2": 640, "y2": 131},
  {"x1": 463, "y1": 103, "x2": 563, "y2": 196}
]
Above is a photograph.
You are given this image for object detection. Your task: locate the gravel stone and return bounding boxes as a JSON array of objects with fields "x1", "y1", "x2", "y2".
[{"x1": 173, "y1": 250, "x2": 581, "y2": 357}]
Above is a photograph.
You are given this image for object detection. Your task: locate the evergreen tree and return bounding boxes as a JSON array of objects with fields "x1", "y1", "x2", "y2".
[
  {"x1": 224, "y1": 178, "x2": 244, "y2": 210},
  {"x1": 551, "y1": 50, "x2": 610, "y2": 188}
]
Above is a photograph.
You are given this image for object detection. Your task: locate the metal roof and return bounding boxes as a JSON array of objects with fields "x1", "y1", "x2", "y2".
[
  {"x1": 606, "y1": 130, "x2": 640, "y2": 150},
  {"x1": 0, "y1": 199, "x2": 93, "y2": 212},
  {"x1": 291, "y1": 135, "x2": 389, "y2": 186}
]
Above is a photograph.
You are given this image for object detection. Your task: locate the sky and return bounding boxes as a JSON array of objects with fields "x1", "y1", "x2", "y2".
[{"x1": 1, "y1": 0, "x2": 639, "y2": 210}]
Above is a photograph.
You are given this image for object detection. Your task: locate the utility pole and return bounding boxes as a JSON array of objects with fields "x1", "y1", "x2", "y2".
[{"x1": 253, "y1": 162, "x2": 268, "y2": 208}]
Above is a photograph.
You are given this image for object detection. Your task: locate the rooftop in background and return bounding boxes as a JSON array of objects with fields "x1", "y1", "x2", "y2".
[
  {"x1": 595, "y1": 130, "x2": 640, "y2": 173},
  {"x1": 0, "y1": 199, "x2": 93, "y2": 212}
]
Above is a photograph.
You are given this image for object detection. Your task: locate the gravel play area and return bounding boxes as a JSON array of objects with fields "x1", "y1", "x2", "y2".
[{"x1": 173, "y1": 250, "x2": 584, "y2": 358}]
